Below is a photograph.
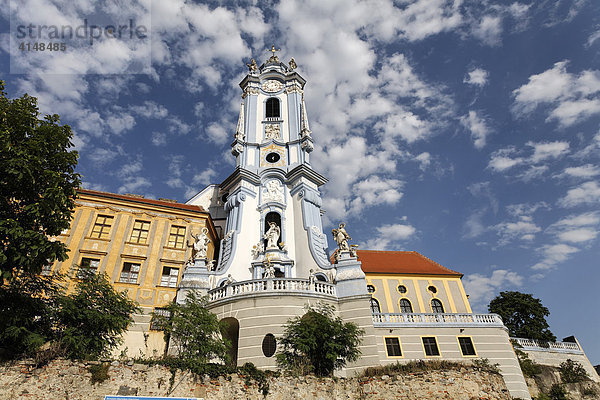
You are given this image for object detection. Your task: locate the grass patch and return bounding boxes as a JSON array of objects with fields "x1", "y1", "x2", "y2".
[
  {"x1": 88, "y1": 363, "x2": 110, "y2": 384},
  {"x1": 361, "y1": 359, "x2": 501, "y2": 378}
]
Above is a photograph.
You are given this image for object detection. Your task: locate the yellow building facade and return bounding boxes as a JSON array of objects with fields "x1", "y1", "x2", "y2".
[{"x1": 48, "y1": 189, "x2": 219, "y2": 356}]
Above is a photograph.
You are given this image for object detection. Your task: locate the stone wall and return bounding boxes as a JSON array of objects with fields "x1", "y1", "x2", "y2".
[
  {"x1": 520, "y1": 349, "x2": 599, "y2": 383},
  {"x1": 1, "y1": 359, "x2": 512, "y2": 400}
]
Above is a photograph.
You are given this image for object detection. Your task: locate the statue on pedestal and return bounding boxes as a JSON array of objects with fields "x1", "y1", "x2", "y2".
[
  {"x1": 332, "y1": 222, "x2": 351, "y2": 251},
  {"x1": 191, "y1": 227, "x2": 210, "y2": 259}
]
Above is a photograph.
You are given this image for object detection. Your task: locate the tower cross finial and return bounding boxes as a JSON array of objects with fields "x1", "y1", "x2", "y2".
[{"x1": 268, "y1": 45, "x2": 281, "y2": 62}]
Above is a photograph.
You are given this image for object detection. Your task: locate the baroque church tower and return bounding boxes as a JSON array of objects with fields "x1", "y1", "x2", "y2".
[{"x1": 188, "y1": 47, "x2": 332, "y2": 284}]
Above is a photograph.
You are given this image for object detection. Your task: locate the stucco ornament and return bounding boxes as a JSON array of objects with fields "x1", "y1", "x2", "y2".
[
  {"x1": 264, "y1": 265, "x2": 275, "y2": 278},
  {"x1": 251, "y1": 241, "x2": 264, "y2": 259},
  {"x1": 332, "y1": 222, "x2": 351, "y2": 251},
  {"x1": 349, "y1": 244, "x2": 359, "y2": 258},
  {"x1": 262, "y1": 179, "x2": 284, "y2": 204},
  {"x1": 207, "y1": 260, "x2": 216, "y2": 271},
  {"x1": 262, "y1": 80, "x2": 283, "y2": 93},
  {"x1": 308, "y1": 269, "x2": 316, "y2": 284},
  {"x1": 191, "y1": 227, "x2": 210, "y2": 259},
  {"x1": 264, "y1": 124, "x2": 280, "y2": 140},
  {"x1": 264, "y1": 221, "x2": 281, "y2": 249}
]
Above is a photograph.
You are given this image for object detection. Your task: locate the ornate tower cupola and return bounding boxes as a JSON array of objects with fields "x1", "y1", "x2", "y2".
[{"x1": 203, "y1": 46, "x2": 331, "y2": 283}]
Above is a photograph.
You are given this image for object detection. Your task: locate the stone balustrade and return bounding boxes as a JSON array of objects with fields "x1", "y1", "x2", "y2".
[
  {"x1": 510, "y1": 337, "x2": 582, "y2": 354},
  {"x1": 208, "y1": 278, "x2": 336, "y2": 302},
  {"x1": 372, "y1": 312, "x2": 505, "y2": 328}
]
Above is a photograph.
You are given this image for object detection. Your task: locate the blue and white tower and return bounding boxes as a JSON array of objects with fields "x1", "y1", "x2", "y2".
[{"x1": 188, "y1": 47, "x2": 332, "y2": 284}]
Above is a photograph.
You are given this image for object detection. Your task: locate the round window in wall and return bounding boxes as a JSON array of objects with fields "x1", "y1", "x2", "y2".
[
  {"x1": 262, "y1": 333, "x2": 277, "y2": 357},
  {"x1": 398, "y1": 284, "x2": 407, "y2": 294},
  {"x1": 367, "y1": 285, "x2": 375, "y2": 293},
  {"x1": 427, "y1": 285, "x2": 437, "y2": 294},
  {"x1": 266, "y1": 152, "x2": 281, "y2": 163}
]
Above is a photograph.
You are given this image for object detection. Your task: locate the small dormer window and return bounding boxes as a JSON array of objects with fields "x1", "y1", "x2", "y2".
[{"x1": 266, "y1": 98, "x2": 280, "y2": 118}]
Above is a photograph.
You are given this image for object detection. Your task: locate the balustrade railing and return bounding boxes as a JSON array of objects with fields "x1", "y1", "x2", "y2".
[
  {"x1": 511, "y1": 337, "x2": 581, "y2": 353},
  {"x1": 372, "y1": 312, "x2": 504, "y2": 327},
  {"x1": 208, "y1": 278, "x2": 336, "y2": 302}
]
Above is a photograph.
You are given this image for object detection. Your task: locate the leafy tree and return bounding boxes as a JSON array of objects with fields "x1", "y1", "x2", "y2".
[
  {"x1": 55, "y1": 271, "x2": 139, "y2": 360},
  {"x1": 559, "y1": 359, "x2": 589, "y2": 383},
  {"x1": 0, "y1": 273, "x2": 62, "y2": 359},
  {"x1": 0, "y1": 80, "x2": 80, "y2": 279},
  {"x1": 488, "y1": 291, "x2": 556, "y2": 342},
  {"x1": 154, "y1": 291, "x2": 229, "y2": 365},
  {"x1": 276, "y1": 303, "x2": 364, "y2": 377}
]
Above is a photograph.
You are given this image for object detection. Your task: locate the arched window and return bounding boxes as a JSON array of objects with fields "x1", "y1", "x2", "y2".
[
  {"x1": 431, "y1": 299, "x2": 445, "y2": 313},
  {"x1": 266, "y1": 98, "x2": 280, "y2": 118},
  {"x1": 370, "y1": 298, "x2": 381, "y2": 314},
  {"x1": 399, "y1": 298, "x2": 413, "y2": 313}
]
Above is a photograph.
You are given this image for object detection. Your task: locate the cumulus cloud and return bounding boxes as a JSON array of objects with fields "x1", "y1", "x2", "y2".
[
  {"x1": 488, "y1": 141, "x2": 570, "y2": 180},
  {"x1": 460, "y1": 110, "x2": 491, "y2": 149},
  {"x1": 558, "y1": 181, "x2": 600, "y2": 207},
  {"x1": 531, "y1": 243, "x2": 579, "y2": 271},
  {"x1": 464, "y1": 68, "x2": 489, "y2": 86},
  {"x1": 512, "y1": 60, "x2": 600, "y2": 127},
  {"x1": 363, "y1": 223, "x2": 417, "y2": 250},
  {"x1": 471, "y1": 15, "x2": 503, "y2": 46},
  {"x1": 463, "y1": 269, "x2": 524, "y2": 306},
  {"x1": 494, "y1": 219, "x2": 541, "y2": 246}
]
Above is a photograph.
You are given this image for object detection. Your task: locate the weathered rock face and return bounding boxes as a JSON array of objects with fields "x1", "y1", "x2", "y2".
[
  {"x1": 525, "y1": 365, "x2": 600, "y2": 400},
  {"x1": 1, "y1": 359, "x2": 512, "y2": 400}
]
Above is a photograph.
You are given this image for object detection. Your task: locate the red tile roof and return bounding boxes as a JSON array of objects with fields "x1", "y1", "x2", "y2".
[
  {"x1": 77, "y1": 189, "x2": 207, "y2": 213},
  {"x1": 357, "y1": 250, "x2": 463, "y2": 277}
]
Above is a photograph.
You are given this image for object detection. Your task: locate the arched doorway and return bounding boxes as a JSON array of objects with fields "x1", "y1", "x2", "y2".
[{"x1": 220, "y1": 317, "x2": 239, "y2": 367}]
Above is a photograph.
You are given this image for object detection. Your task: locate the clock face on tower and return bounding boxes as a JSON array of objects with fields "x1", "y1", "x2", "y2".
[
  {"x1": 260, "y1": 144, "x2": 286, "y2": 167},
  {"x1": 261, "y1": 80, "x2": 283, "y2": 93}
]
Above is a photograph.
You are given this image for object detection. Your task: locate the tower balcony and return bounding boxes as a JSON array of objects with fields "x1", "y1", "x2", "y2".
[
  {"x1": 207, "y1": 278, "x2": 336, "y2": 304},
  {"x1": 372, "y1": 312, "x2": 505, "y2": 328}
]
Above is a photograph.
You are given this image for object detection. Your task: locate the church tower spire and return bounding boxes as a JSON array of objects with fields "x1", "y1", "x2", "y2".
[{"x1": 190, "y1": 50, "x2": 331, "y2": 283}]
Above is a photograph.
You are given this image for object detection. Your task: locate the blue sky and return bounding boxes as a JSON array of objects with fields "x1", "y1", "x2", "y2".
[{"x1": 1, "y1": 0, "x2": 599, "y2": 364}]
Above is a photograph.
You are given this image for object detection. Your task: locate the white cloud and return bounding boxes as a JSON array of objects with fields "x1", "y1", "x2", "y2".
[
  {"x1": 471, "y1": 15, "x2": 503, "y2": 46},
  {"x1": 463, "y1": 269, "x2": 524, "y2": 305},
  {"x1": 348, "y1": 176, "x2": 404, "y2": 215},
  {"x1": 151, "y1": 132, "x2": 167, "y2": 146},
  {"x1": 494, "y1": 219, "x2": 541, "y2": 245},
  {"x1": 192, "y1": 168, "x2": 218, "y2": 186},
  {"x1": 527, "y1": 141, "x2": 569, "y2": 163},
  {"x1": 557, "y1": 228, "x2": 598, "y2": 243},
  {"x1": 116, "y1": 157, "x2": 151, "y2": 194},
  {"x1": 531, "y1": 243, "x2": 579, "y2": 271},
  {"x1": 463, "y1": 209, "x2": 487, "y2": 239},
  {"x1": 558, "y1": 181, "x2": 600, "y2": 207},
  {"x1": 131, "y1": 101, "x2": 169, "y2": 119},
  {"x1": 464, "y1": 68, "x2": 489, "y2": 86},
  {"x1": 513, "y1": 60, "x2": 600, "y2": 127},
  {"x1": 460, "y1": 110, "x2": 490, "y2": 149},
  {"x1": 517, "y1": 165, "x2": 548, "y2": 182},
  {"x1": 587, "y1": 30, "x2": 600, "y2": 47},
  {"x1": 415, "y1": 152, "x2": 431, "y2": 170},
  {"x1": 363, "y1": 223, "x2": 417, "y2": 250},
  {"x1": 561, "y1": 164, "x2": 600, "y2": 178},
  {"x1": 506, "y1": 202, "x2": 549, "y2": 217},
  {"x1": 553, "y1": 211, "x2": 600, "y2": 227},
  {"x1": 488, "y1": 155, "x2": 523, "y2": 171}
]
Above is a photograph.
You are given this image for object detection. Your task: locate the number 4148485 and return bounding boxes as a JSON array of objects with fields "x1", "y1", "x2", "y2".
[{"x1": 19, "y1": 42, "x2": 66, "y2": 51}]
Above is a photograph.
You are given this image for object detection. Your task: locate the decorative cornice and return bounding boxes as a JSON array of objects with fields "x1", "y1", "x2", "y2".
[
  {"x1": 286, "y1": 164, "x2": 328, "y2": 187},
  {"x1": 220, "y1": 167, "x2": 261, "y2": 191}
]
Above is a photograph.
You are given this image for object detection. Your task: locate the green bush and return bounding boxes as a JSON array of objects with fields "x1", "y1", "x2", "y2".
[
  {"x1": 548, "y1": 384, "x2": 568, "y2": 400},
  {"x1": 89, "y1": 363, "x2": 110, "y2": 384},
  {"x1": 515, "y1": 349, "x2": 541, "y2": 377},
  {"x1": 559, "y1": 359, "x2": 589, "y2": 383},
  {"x1": 472, "y1": 358, "x2": 501, "y2": 374},
  {"x1": 56, "y1": 271, "x2": 140, "y2": 360},
  {"x1": 276, "y1": 303, "x2": 364, "y2": 377},
  {"x1": 152, "y1": 291, "x2": 229, "y2": 366},
  {"x1": 362, "y1": 360, "x2": 465, "y2": 377}
]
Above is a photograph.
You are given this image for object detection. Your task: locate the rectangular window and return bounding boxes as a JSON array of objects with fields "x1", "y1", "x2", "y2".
[
  {"x1": 78, "y1": 257, "x2": 100, "y2": 278},
  {"x1": 160, "y1": 266, "x2": 179, "y2": 287},
  {"x1": 458, "y1": 337, "x2": 477, "y2": 356},
  {"x1": 167, "y1": 225, "x2": 186, "y2": 249},
  {"x1": 90, "y1": 215, "x2": 114, "y2": 239},
  {"x1": 422, "y1": 337, "x2": 440, "y2": 356},
  {"x1": 119, "y1": 262, "x2": 140, "y2": 284},
  {"x1": 385, "y1": 337, "x2": 402, "y2": 357},
  {"x1": 129, "y1": 220, "x2": 150, "y2": 244},
  {"x1": 150, "y1": 307, "x2": 171, "y2": 331}
]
